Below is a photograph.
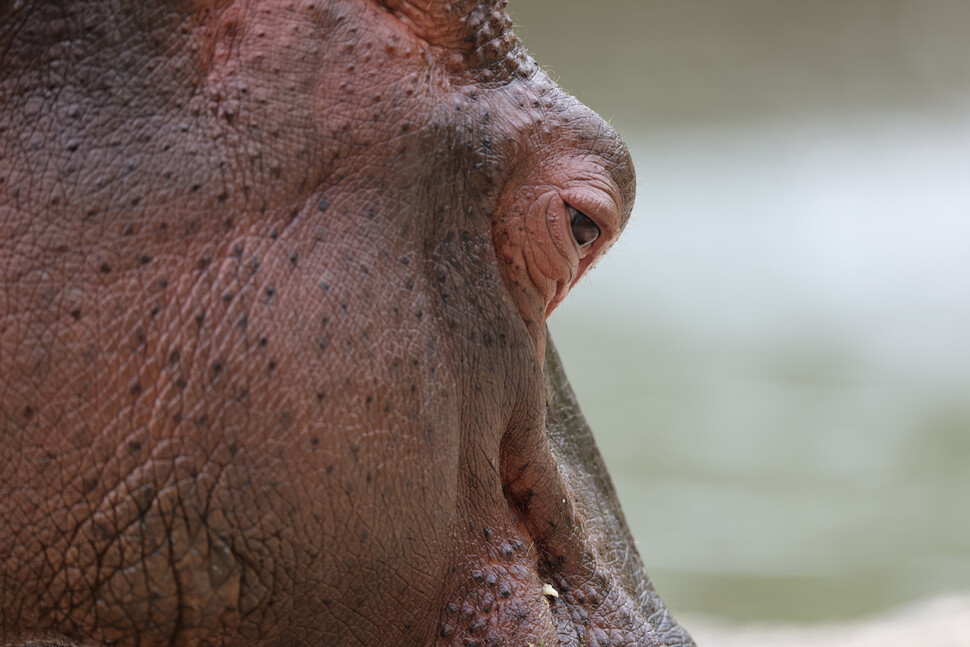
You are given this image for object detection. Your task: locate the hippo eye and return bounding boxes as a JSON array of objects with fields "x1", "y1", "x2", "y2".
[{"x1": 568, "y1": 204, "x2": 600, "y2": 248}]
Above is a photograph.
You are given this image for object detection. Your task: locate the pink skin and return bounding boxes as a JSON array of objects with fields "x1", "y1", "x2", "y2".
[
  {"x1": 493, "y1": 150, "x2": 631, "y2": 356},
  {"x1": 0, "y1": 1, "x2": 693, "y2": 646}
]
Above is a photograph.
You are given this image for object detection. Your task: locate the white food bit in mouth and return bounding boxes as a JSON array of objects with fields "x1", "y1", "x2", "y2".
[{"x1": 541, "y1": 583, "x2": 559, "y2": 599}]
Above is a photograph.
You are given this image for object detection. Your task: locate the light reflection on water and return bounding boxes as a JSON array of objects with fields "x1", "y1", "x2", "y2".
[{"x1": 549, "y1": 116, "x2": 970, "y2": 622}]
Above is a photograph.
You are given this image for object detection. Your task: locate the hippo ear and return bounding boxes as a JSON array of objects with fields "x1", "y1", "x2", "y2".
[{"x1": 377, "y1": 0, "x2": 530, "y2": 73}]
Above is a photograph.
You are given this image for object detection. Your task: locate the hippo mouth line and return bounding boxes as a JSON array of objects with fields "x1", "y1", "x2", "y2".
[{"x1": 478, "y1": 359, "x2": 672, "y2": 647}]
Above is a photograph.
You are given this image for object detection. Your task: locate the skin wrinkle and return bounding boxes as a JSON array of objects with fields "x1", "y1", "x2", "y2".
[
  {"x1": 543, "y1": 194, "x2": 580, "y2": 309},
  {"x1": 486, "y1": 84, "x2": 634, "y2": 350}
]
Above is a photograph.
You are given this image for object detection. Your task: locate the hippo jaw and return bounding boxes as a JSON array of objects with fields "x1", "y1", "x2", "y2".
[{"x1": 539, "y1": 338, "x2": 696, "y2": 646}]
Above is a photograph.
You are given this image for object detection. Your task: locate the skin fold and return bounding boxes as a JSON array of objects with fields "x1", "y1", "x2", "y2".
[{"x1": 0, "y1": 0, "x2": 696, "y2": 645}]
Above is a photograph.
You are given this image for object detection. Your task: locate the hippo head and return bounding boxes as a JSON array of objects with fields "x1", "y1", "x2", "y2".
[{"x1": 0, "y1": 0, "x2": 694, "y2": 645}]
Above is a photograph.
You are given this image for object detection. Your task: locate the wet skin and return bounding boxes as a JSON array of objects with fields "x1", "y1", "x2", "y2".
[{"x1": 0, "y1": 1, "x2": 695, "y2": 645}]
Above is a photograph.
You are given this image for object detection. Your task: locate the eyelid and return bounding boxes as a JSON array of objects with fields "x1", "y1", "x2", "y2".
[{"x1": 559, "y1": 187, "x2": 620, "y2": 242}]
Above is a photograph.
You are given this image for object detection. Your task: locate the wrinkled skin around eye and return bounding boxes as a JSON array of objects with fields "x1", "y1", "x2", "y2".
[{"x1": 492, "y1": 148, "x2": 631, "y2": 349}]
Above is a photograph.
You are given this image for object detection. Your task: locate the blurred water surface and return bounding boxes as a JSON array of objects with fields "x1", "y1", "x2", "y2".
[{"x1": 510, "y1": 0, "x2": 970, "y2": 624}]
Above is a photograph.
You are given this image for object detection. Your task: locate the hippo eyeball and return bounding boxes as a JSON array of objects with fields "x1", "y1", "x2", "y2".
[{"x1": 567, "y1": 204, "x2": 600, "y2": 249}]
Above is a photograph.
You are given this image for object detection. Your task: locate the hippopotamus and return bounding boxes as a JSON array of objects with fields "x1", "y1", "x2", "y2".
[{"x1": 0, "y1": 0, "x2": 695, "y2": 645}]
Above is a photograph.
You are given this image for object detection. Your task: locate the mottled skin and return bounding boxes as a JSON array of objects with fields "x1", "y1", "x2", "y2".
[{"x1": 0, "y1": 1, "x2": 695, "y2": 645}]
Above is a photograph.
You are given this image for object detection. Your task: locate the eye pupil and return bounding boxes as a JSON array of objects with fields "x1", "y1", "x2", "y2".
[{"x1": 568, "y1": 206, "x2": 600, "y2": 247}]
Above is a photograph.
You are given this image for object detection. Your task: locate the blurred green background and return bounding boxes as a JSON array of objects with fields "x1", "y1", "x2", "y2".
[{"x1": 508, "y1": 0, "x2": 970, "y2": 624}]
